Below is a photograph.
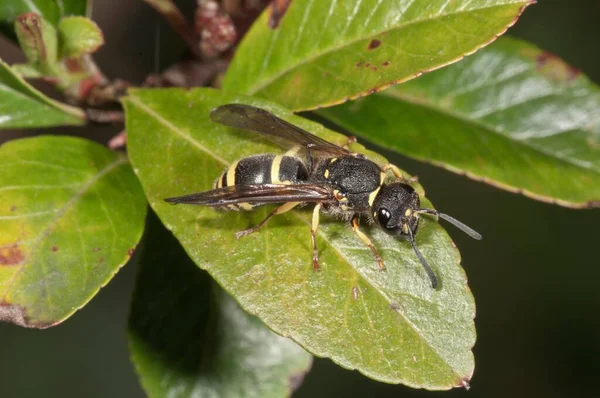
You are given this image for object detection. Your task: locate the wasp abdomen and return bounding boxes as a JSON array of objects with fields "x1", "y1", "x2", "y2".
[{"x1": 215, "y1": 154, "x2": 308, "y2": 211}]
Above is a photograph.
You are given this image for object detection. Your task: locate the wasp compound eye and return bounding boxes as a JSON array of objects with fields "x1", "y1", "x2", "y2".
[{"x1": 377, "y1": 208, "x2": 391, "y2": 227}]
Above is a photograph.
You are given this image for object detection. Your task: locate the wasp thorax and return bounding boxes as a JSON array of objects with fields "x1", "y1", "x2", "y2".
[{"x1": 373, "y1": 183, "x2": 420, "y2": 237}]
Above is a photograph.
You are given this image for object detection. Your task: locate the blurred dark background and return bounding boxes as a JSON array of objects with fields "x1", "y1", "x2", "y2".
[{"x1": 1, "y1": 1, "x2": 599, "y2": 397}]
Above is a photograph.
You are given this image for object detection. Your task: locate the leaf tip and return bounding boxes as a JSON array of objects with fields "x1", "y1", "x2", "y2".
[{"x1": 461, "y1": 378, "x2": 471, "y2": 390}]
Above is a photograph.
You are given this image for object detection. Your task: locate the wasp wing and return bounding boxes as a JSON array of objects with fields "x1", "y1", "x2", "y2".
[
  {"x1": 165, "y1": 184, "x2": 334, "y2": 206},
  {"x1": 210, "y1": 104, "x2": 352, "y2": 157}
]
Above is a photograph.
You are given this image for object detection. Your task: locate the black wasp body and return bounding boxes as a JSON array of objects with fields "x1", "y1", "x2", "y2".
[{"x1": 165, "y1": 104, "x2": 482, "y2": 288}]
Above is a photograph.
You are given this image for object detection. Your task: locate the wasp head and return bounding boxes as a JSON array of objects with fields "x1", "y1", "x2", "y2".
[
  {"x1": 372, "y1": 181, "x2": 482, "y2": 289},
  {"x1": 373, "y1": 183, "x2": 421, "y2": 239}
]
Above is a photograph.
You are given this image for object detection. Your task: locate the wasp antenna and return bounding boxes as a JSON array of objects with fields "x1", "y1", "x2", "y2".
[
  {"x1": 418, "y1": 209, "x2": 482, "y2": 240},
  {"x1": 438, "y1": 213, "x2": 482, "y2": 240},
  {"x1": 408, "y1": 228, "x2": 438, "y2": 288}
]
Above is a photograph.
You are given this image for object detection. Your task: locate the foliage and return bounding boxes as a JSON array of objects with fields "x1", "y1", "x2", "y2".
[{"x1": 1, "y1": 0, "x2": 597, "y2": 396}]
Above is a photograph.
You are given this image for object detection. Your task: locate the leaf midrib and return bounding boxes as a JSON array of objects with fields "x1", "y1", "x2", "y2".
[
  {"x1": 245, "y1": 1, "x2": 530, "y2": 96},
  {"x1": 129, "y1": 96, "x2": 464, "y2": 381}
]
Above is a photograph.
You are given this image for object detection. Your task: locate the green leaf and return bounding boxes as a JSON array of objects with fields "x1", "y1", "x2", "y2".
[
  {"x1": 58, "y1": 16, "x2": 104, "y2": 58},
  {"x1": 0, "y1": 0, "x2": 89, "y2": 42},
  {"x1": 124, "y1": 88, "x2": 476, "y2": 390},
  {"x1": 129, "y1": 212, "x2": 312, "y2": 398},
  {"x1": 0, "y1": 136, "x2": 147, "y2": 328},
  {"x1": 0, "y1": 58, "x2": 85, "y2": 128},
  {"x1": 10, "y1": 63, "x2": 42, "y2": 78},
  {"x1": 318, "y1": 37, "x2": 600, "y2": 209},
  {"x1": 223, "y1": 0, "x2": 534, "y2": 111},
  {"x1": 14, "y1": 13, "x2": 58, "y2": 67}
]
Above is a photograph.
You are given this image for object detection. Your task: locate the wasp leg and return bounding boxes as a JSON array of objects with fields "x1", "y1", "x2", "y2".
[
  {"x1": 381, "y1": 163, "x2": 404, "y2": 180},
  {"x1": 342, "y1": 136, "x2": 357, "y2": 149},
  {"x1": 381, "y1": 164, "x2": 419, "y2": 183},
  {"x1": 235, "y1": 202, "x2": 300, "y2": 239},
  {"x1": 311, "y1": 203, "x2": 322, "y2": 271},
  {"x1": 351, "y1": 215, "x2": 385, "y2": 271}
]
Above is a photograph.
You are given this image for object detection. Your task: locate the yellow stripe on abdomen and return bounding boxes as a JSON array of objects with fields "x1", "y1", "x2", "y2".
[{"x1": 226, "y1": 160, "x2": 239, "y2": 187}]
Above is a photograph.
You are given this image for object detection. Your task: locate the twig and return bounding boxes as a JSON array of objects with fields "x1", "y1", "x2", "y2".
[
  {"x1": 143, "y1": 0, "x2": 202, "y2": 59},
  {"x1": 108, "y1": 130, "x2": 127, "y2": 149},
  {"x1": 86, "y1": 109, "x2": 125, "y2": 124},
  {"x1": 196, "y1": 0, "x2": 237, "y2": 58}
]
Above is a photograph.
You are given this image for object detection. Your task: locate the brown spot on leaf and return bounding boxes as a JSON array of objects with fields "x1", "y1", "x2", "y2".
[
  {"x1": 368, "y1": 39, "x2": 381, "y2": 50},
  {"x1": 0, "y1": 245, "x2": 25, "y2": 266},
  {"x1": 10, "y1": 205, "x2": 17, "y2": 212},
  {"x1": 535, "y1": 51, "x2": 580, "y2": 82},
  {"x1": 128, "y1": 248, "x2": 135, "y2": 257},
  {"x1": 356, "y1": 62, "x2": 362, "y2": 68},
  {"x1": 352, "y1": 286, "x2": 359, "y2": 300},
  {"x1": 371, "y1": 66, "x2": 378, "y2": 71},
  {"x1": 51, "y1": 246, "x2": 58, "y2": 252},
  {"x1": 365, "y1": 63, "x2": 370, "y2": 67},
  {"x1": 269, "y1": 0, "x2": 292, "y2": 29},
  {"x1": 382, "y1": 61, "x2": 390, "y2": 67},
  {"x1": 92, "y1": 247, "x2": 101, "y2": 252}
]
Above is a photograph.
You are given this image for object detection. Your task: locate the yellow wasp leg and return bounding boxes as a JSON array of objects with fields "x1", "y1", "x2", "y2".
[
  {"x1": 351, "y1": 215, "x2": 385, "y2": 271},
  {"x1": 311, "y1": 203, "x2": 322, "y2": 270},
  {"x1": 342, "y1": 136, "x2": 357, "y2": 150},
  {"x1": 235, "y1": 202, "x2": 300, "y2": 239},
  {"x1": 381, "y1": 164, "x2": 419, "y2": 183}
]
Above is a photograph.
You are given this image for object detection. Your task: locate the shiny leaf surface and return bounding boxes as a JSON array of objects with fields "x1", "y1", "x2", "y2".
[
  {"x1": 129, "y1": 213, "x2": 312, "y2": 398},
  {"x1": 319, "y1": 37, "x2": 600, "y2": 208},
  {"x1": 0, "y1": 59, "x2": 85, "y2": 128},
  {"x1": 0, "y1": 136, "x2": 147, "y2": 328},
  {"x1": 124, "y1": 88, "x2": 476, "y2": 389},
  {"x1": 223, "y1": 0, "x2": 533, "y2": 111}
]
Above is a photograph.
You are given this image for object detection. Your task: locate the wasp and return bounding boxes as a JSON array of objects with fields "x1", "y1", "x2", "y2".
[{"x1": 165, "y1": 104, "x2": 481, "y2": 288}]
